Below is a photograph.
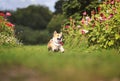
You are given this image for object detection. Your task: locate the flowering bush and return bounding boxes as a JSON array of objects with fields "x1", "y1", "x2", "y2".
[
  {"x1": 62, "y1": 17, "x2": 88, "y2": 47},
  {"x1": 62, "y1": 0, "x2": 120, "y2": 49},
  {"x1": 0, "y1": 12, "x2": 19, "y2": 46},
  {"x1": 88, "y1": 0, "x2": 120, "y2": 49}
]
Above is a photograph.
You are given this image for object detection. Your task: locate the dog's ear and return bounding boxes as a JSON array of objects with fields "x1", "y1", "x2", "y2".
[
  {"x1": 60, "y1": 32, "x2": 62, "y2": 36},
  {"x1": 54, "y1": 31, "x2": 57, "y2": 35}
]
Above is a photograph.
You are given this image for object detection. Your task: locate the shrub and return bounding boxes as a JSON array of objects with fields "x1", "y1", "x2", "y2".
[
  {"x1": 0, "y1": 12, "x2": 19, "y2": 46},
  {"x1": 88, "y1": 0, "x2": 120, "y2": 49},
  {"x1": 15, "y1": 25, "x2": 50, "y2": 45},
  {"x1": 62, "y1": 0, "x2": 120, "y2": 49}
]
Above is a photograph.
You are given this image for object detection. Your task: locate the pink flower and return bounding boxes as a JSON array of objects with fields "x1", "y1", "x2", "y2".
[
  {"x1": 108, "y1": 13, "x2": 114, "y2": 19},
  {"x1": 111, "y1": 0, "x2": 114, "y2": 4},
  {"x1": 103, "y1": 16, "x2": 107, "y2": 20},
  {"x1": 86, "y1": 16, "x2": 91, "y2": 22},
  {"x1": 81, "y1": 29, "x2": 88, "y2": 35},
  {"x1": 81, "y1": 18, "x2": 85, "y2": 24},
  {"x1": 82, "y1": 11, "x2": 87, "y2": 16},
  {"x1": 6, "y1": 12, "x2": 11, "y2": 16},
  {"x1": 77, "y1": 25, "x2": 81, "y2": 28}
]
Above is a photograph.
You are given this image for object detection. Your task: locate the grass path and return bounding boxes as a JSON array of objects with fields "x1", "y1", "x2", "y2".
[{"x1": 0, "y1": 45, "x2": 120, "y2": 81}]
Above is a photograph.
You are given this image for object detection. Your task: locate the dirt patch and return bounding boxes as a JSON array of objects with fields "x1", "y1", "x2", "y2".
[{"x1": 0, "y1": 65, "x2": 50, "y2": 81}]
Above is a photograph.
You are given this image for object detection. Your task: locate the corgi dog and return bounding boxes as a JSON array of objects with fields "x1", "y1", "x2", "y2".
[{"x1": 47, "y1": 31, "x2": 64, "y2": 53}]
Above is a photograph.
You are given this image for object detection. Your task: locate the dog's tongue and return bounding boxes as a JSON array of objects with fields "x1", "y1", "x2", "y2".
[{"x1": 59, "y1": 41, "x2": 64, "y2": 45}]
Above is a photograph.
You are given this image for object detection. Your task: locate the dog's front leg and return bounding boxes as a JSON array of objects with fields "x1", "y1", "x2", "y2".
[
  {"x1": 59, "y1": 46, "x2": 64, "y2": 53},
  {"x1": 52, "y1": 45, "x2": 58, "y2": 52}
]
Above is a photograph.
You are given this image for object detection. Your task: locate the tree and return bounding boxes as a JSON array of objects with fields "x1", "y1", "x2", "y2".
[
  {"x1": 54, "y1": 0, "x2": 65, "y2": 14},
  {"x1": 62, "y1": 0, "x2": 103, "y2": 18},
  {"x1": 47, "y1": 14, "x2": 65, "y2": 33},
  {"x1": 9, "y1": 5, "x2": 52, "y2": 30}
]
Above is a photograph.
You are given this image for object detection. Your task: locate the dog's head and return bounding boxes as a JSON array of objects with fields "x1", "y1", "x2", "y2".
[{"x1": 53, "y1": 31, "x2": 63, "y2": 43}]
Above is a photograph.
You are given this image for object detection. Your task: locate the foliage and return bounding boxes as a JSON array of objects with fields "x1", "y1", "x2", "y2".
[
  {"x1": 62, "y1": 0, "x2": 102, "y2": 19},
  {"x1": 0, "y1": 12, "x2": 19, "y2": 46},
  {"x1": 62, "y1": 0, "x2": 120, "y2": 50},
  {"x1": 47, "y1": 14, "x2": 65, "y2": 33},
  {"x1": 62, "y1": 17, "x2": 83, "y2": 47},
  {"x1": 88, "y1": 0, "x2": 120, "y2": 49},
  {"x1": 54, "y1": 0, "x2": 65, "y2": 14},
  {"x1": 15, "y1": 25, "x2": 50, "y2": 45},
  {"x1": 9, "y1": 5, "x2": 52, "y2": 30}
]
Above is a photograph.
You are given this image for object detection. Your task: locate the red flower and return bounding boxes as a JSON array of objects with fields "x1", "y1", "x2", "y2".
[
  {"x1": 0, "y1": 13, "x2": 5, "y2": 17},
  {"x1": 98, "y1": 6, "x2": 101, "y2": 13},
  {"x1": 82, "y1": 11, "x2": 87, "y2": 16},
  {"x1": 81, "y1": 30, "x2": 85, "y2": 35},
  {"x1": 106, "y1": 1, "x2": 110, "y2": 4},
  {"x1": 65, "y1": 25, "x2": 70, "y2": 29},
  {"x1": 5, "y1": 22, "x2": 15, "y2": 27},
  {"x1": 6, "y1": 12, "x2": 11, "y2": 16},
  {"x1": 100, "y1": 13, "x2": 104, "y2": 17}
]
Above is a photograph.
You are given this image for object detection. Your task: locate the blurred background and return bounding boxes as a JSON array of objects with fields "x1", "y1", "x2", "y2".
[{"x1": 0, "y1": 0, "x2": 102, "y2": 45}]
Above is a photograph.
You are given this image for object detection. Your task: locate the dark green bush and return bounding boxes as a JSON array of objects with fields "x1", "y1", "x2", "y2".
[
  {"x1": 15, "y1": 25, "x2": 50, "y2": 45},
  {"x1": 47, "y1": 14, "x2": 65, "y2": 33}
]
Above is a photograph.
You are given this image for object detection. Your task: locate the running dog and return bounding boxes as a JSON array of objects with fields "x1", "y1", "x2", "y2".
[{"x1": 47, "y1": 31, "x2": 64, "y2": 53}]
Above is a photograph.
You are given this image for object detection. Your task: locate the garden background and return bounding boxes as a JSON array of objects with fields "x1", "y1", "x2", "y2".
[{"x1": 0, "y1": 0, "x2": 120, "y2": 81}]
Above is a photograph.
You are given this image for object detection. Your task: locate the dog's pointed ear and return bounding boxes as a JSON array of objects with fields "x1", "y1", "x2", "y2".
[
  {"x1": 54, "y1": 31, "x2": 57, "y2": 35},
  {"x1": 60, "y1": 32, "x2": 62, "y2": 35}
]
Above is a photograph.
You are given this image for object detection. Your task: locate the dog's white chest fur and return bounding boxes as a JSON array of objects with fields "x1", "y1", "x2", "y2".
[{"x1": 51, "y1": 39, "x2": 64, "y2": 52}]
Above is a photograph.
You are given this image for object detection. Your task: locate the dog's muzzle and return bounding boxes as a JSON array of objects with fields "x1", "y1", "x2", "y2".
[{"x1": 57, "y1": 37, "x2": 62, "y2": 40}]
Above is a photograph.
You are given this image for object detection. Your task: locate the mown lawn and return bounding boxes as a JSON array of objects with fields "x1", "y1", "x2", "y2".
[{"x1": 0, "y1": 45, "x2": 120, "y2": 81}]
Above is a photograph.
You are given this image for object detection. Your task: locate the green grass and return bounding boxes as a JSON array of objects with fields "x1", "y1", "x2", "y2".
[{"x1": 0, "y1": 45, "x2": 120, "y2": 81}]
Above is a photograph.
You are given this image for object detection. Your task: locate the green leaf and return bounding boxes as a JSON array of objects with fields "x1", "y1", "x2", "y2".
[
  {"x1": 115, "y1": 34, "x2": 120, "y2": 40},
  {"x1": 108, "y1": 40, "x2": 114, "y2": 46},
  {"x1": 91, "y1": 37, "x2": 96, "y2": 41}
]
